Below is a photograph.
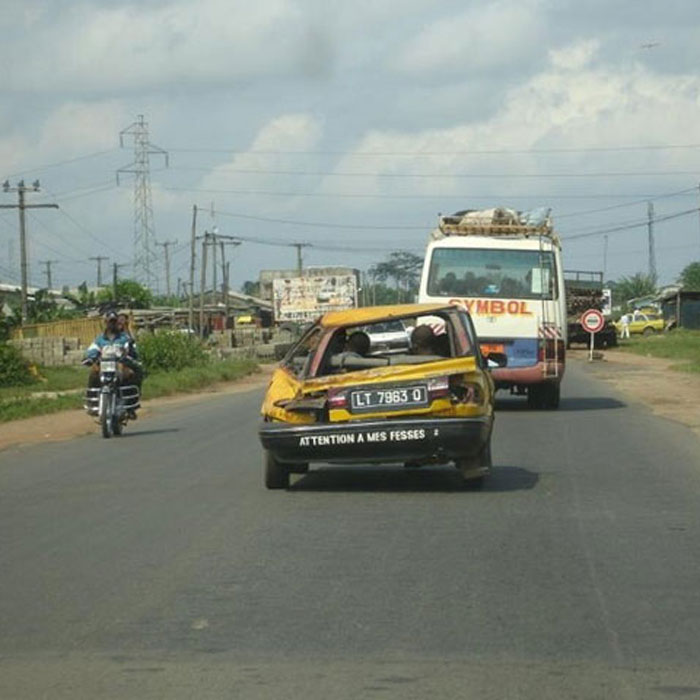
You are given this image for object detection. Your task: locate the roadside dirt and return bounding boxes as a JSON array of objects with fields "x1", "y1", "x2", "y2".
[
  {"x1": 0, "y1": 366, "x2": 274, "y2": 453},
  {"x1": 570, "y1": 347, "x2": 700, "y2": 438}
]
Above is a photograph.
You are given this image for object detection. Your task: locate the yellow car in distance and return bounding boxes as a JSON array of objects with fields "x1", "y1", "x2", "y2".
[
  {"x1": 615, "y1": 312, "x2": 666, "y2": 336},
  {"x1": 258, "y1": 303, "x2": 504, "y2": 489}
]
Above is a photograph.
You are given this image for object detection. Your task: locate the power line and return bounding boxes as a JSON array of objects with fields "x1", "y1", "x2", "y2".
[
  {"x1": 212, "y1": 208, "x2": 429, "y2": 231},
  {"x1": 163, "y1": 185, "x2": 700, "y2": 203},
  {"x1": 224, "y1": 231, "x2": 422, "y2": 253},
  {"x1": 27, "y1": 210, "x2": 94, "y2": 260},
  {"x1": 563, "y1": 207, "x2": 700, "y2": 241},
  {"x1": 4, "y1": 148, "x2": 118, "y2": 179},
  {"x1": 168, "y1": 164, "x2": 700, "y2": 180},
  {"x1": 164, "y1": 142, "x2": 700, "y2": 156},
  {"x1": 555, "y1": 187, "x2": 697, "y2": 219},
  {"x1": 43, "y1": 194, "x2": 125, "y2": 259}
]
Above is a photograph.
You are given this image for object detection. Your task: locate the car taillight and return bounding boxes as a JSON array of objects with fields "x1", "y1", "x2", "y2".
[
  {"x1": 448, "y1": 376, "x2": 483, "y2": 404},
  {"x1": 327, "y1": 389, "x2": 348, "y2": 409},
  {"x1": 538, "y1": 339, "x2": 565, "y2": 362},
  {"x1": 427, "y1": 376, "x2": 450, "y2": 400}
]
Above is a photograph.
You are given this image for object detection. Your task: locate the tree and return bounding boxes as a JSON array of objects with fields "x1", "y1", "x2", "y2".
[
  {"x1": 369, "y1": 251, "x2": 423, "y2": 303},
  {"x1": 679, "y1": 261, "x2": 700, "y2": 291},
  {"x1": 241, "y1": 280, "x2": 260, "y2": 297},
  {"x1": 97, "y1": 279, "x2": 153, "y2": 309},
  {"x1": 611, "y1": 272, "x2": 657, "y2": 309}
]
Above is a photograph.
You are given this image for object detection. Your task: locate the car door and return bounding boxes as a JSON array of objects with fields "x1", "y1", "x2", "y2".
[{"x1": 261, "y1": 326, "x2": 324, "y2": 423}]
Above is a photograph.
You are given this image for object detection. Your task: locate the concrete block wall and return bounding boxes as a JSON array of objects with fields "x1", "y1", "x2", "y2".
[{"x1": 9, "y1": 337, "x2": 84, "y2": 367}]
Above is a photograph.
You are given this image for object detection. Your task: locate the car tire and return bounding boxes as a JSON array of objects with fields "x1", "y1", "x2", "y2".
[
  {"x1": 264, "y1": 451, "x2": 290, "y2": 490},
  {"x1": 288, "y1": 463, "x2": 309, "y2": 474},
  {"x1": 643, "y1": 327, "x2": 656, "y2": 336},
  {"x1": 457, "y1": 439, "x2": 491, "y2": 486}
]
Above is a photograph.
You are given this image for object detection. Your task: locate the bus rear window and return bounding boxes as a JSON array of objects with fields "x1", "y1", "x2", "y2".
[{"x1": 427, "y1": 248, "x2": 556, "y2": 300}]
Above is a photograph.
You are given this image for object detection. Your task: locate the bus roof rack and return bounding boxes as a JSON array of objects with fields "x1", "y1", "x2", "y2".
[{"x1": 433, "y1": 207, "x2": 557, "y2": 242}]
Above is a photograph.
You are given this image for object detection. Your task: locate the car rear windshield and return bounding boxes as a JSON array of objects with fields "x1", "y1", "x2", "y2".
[{"x1": 315, "y1": 314, "x2": 472, "y2": 377}]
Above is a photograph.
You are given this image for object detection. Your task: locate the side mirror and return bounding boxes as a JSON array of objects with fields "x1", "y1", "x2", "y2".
[{"x1": 485, "y1": 351, "x2": 507, "y2": 368}]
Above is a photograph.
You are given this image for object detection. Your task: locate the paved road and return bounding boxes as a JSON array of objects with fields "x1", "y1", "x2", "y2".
[{"x1": 1, "y1": 362, "x2": 700, "y2": 699}]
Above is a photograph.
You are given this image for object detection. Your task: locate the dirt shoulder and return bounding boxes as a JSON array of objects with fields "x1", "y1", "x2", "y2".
[
  {"x1": 570, "y1": 347, "x2": 700, "y2": 438},
  {"x1": 0, "y1": 365, "x2": 274, "y2": 453}
]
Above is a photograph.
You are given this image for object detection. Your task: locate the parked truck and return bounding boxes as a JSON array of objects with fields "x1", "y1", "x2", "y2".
[{"x1": 564, "y1": 270, "x2": 617, "y2": 348}]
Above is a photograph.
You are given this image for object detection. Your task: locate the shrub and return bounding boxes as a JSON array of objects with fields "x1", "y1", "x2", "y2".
[
  {"x1": 137, "y1": 331, "x2": 209, "y2": 372},
  {"x1": 0, "y1": 343, "x2": 35, "y2": 387}
]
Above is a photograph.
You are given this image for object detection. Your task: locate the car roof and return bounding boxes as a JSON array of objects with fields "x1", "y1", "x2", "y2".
[{"x1": 320, "y1": 303, "x2": 457, "y2": 328}]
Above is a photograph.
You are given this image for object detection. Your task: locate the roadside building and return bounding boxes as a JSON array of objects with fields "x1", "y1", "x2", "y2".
[{"x1": 657, "y1": 287, "x2": 700, "y2": 330}]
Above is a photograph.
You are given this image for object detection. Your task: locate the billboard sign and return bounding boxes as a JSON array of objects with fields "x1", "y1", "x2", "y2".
[{"x1": 272, "y1": 274, "x2": 357, "y2": 323}]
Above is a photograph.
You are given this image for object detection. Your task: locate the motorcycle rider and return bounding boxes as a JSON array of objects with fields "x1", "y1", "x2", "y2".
[{"x1": 85, "y1": 311, "x2": 142, "y2": 417}]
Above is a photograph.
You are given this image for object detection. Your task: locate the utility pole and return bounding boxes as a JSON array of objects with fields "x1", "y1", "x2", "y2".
[
  {"x1": 211, "y1": 231, "x2": 218, "y2": 303},
  {"x1": 647, "y1": 201, "x2": 657, "y2": 282},
  {"x1": 291, "y1": 242, "x2": 310, "y2": 276},
  {"x1": 89, "y1": 255, "x2": 109, "y2": 287},
  {"x1": 156, "y1": 239, "x2": 178, "y2": 297},
  {"x1": 117, "y1": 115, "x2": 168, "y2": 289},
  {"x1": 112, "y1": 262, "x2": 128, "y2": 303},
  {"x1": 39, "y1": 260, "x2": 58, "y2": 290},
  {"x1": 602, "y1": 235, "x2": 609, "y2": 282},
  {"x1": 189, "y1": 204, "x2": 197, "y2": 332},
  {"x1": 1, "y1": 180, "x2": 59, "y2": 322},
  {"x1": 218, "y1": 239, "x2": 241, "y2": 327},
  {"x1": 224, "y1": 261, "x2": 231, "y2": 329},
  {"x1": 697, "y1": 183, "x2": 700, "y2": 255},
  {"x1": 199, "y1": 232, "x2": 209, "y2": 338}
]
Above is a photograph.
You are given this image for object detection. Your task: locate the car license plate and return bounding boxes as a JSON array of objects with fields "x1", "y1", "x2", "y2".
[{"x1": 350, "y1": 385, "x2": 428, "y2": 412}]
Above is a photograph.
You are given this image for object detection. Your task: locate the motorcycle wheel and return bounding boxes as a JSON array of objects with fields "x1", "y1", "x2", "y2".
[
  {"x1": 112, "y1": 415, "x2": 123, "y2": 436},
  {"x1": 100, "y1": 398, "x2": 113, "y2": 439}
]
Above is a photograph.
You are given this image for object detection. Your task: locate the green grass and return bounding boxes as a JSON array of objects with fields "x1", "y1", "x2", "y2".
[
  {"x1": 141, "y1": 359, "x2": 259, "y2": 400},
  {"x1": 617, "y1": 329, "x2": 700, "y2": 373},
  {"x1": 0, "y1": 366, "x2": 85, "y2": 402},
  {"x1": 0, "y1": 359, "x2": 259, "y2": 423}
]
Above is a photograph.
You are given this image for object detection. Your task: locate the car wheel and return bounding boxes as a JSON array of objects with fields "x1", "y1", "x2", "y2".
[
  {"x1": 264, "y1": 451, "x2": 290, "y2": 490},
  {"x1": 288, "y1": 463, "x2": 309, "y2": 474},
  {"x1": 457, "y1": 439, "x2": 491, "y2": 486},
  {"x1": 643, "y1": 327, "x2": 656, "y2": 336}
]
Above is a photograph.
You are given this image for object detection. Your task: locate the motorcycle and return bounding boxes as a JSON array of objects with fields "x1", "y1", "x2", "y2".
[{"x1": 84, "y1": 345, "x2": 141, "y2": 438}]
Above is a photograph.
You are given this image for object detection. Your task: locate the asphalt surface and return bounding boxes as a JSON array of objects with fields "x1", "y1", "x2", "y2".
[{"x1": 1, "y1": 361, "x2": 700, "y2": 699}]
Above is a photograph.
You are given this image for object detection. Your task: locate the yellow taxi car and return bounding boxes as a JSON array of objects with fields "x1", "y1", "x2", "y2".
[
  {"x1": 615, "y1": 312, "x2": 666, "y2": 336},
  {"x1": 258, "y1": 303, "x2": 505, "y2": 489}
]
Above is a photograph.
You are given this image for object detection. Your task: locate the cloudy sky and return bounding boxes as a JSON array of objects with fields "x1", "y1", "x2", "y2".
[{"x1": 1, "y1": 0, "x2": 699, "y2": 292}]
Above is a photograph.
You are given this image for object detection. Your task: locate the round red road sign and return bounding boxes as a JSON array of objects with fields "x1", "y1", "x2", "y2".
[{"x1": 581, "y1": 308, "x2": 605, "y2": 334}]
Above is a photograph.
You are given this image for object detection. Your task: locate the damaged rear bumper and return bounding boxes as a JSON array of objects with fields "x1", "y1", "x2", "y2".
[{"x1": 259, "y1": 416, "x2": 491, "y2": 465}]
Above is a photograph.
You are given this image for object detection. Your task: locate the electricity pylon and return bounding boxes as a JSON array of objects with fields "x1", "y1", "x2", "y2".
[{"x1": 117, "y1": 115, "x2": 168, "y2": 289}]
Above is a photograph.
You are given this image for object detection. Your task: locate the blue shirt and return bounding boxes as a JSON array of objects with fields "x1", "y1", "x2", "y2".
[{"x1": 85, "y1": 332, "x2": 138, "y2": 361}]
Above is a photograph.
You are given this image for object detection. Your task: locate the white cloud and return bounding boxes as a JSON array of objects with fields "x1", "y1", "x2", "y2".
[
  {"x1": 391, "y1": 0, "x2": 546, "y2": 79},
  {"x1": 321, "y1": 40, "x2": 700, "y2": 202},
  {"x1": 0, "y1": 99, "x2": 128, "y2": 175},
  {"x1": 195, "y1": 112, "x2": 325, "y2": 213},
  {"x1": 0, "y1": 0, "x2": 314, "y2": 93},
  {"x1": 549, "y1": 39, "x2": 599, "y2": 71}
]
